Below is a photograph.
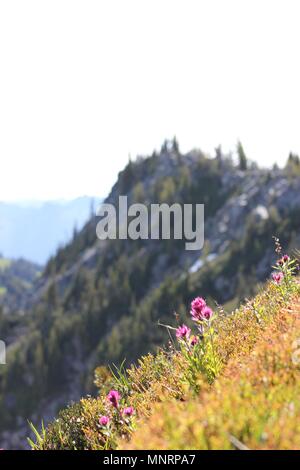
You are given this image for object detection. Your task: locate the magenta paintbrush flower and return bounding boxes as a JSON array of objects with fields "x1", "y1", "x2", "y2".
[
  {"x1": 201, "y1": 306, "x2": 213, "y2": 320},
  {"x1": 190, "y1": 297, "x2": 207, "y2": 321},
  {"x1": 107, "y1": 390, "x2": 121, "y2": 408},
  {"x1": 272, "y1": 272, "x2": 284, "y2": 284},
  {"x1": 99, "y1": 416, "x2": 110, "y2": 426},
  {"x1": 190, "y1": 297, "x2": 213, "y2": 322},
  {"x1": 176, "y1": 324, "x2": 191, "y2": 340}
]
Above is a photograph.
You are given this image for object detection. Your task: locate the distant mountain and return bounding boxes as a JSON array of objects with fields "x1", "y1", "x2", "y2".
[
  {"x1": 0, "y1": 197, "x2": 101, "y2": 264},
  {"x1": 1, "y1": 141, "x2": 300, "y2": 448}
]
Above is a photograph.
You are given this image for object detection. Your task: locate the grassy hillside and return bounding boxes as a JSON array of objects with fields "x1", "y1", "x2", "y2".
[{"x1": 29, "y1": 252, "x2": 300, "y2": 450}]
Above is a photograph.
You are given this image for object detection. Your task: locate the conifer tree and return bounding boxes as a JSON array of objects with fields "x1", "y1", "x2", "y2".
[{"x1": 237, "y1": 140, "x2": 248, "y2": 170}]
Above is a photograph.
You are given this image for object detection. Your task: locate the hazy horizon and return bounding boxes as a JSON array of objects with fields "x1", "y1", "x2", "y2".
[
  {"x1": 0, "y1": 196, "x2": 101, "y2": 263},
  {"x1": 1, "y1": 0, "x2": 300, "y2": 201}
]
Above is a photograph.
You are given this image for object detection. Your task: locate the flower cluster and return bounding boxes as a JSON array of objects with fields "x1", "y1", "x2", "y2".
[
  {"x1": 99, "y1": 390, "x2": 135, "y2": 429},
  {"x1": 176, "y1": 297, "x2": 214, "y2": 347},
  {"x1": 190, "y1": 297, "x2": 213, "y2": 322},
  {"x1": 174, "y1": 296, "x2": 221, "y2": 387},
  {"x1": 271, "y1": 253, "x2": 292, "y2": 285}
]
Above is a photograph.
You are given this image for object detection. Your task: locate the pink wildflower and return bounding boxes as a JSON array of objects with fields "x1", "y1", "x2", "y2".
[
  {"x1": 190, "y1": 297, "x2": 213, "y2": 322},
  {"x1": 99, "y1": 416, "x2": 110, "y2": 426},
  {"x1": 122, "y1": 406, "x2": 134, "y2": 417},
  {"x1": 107, "y1": 390, "x2": 121, "y2": 408},
  {"x1": 190, "y1": 297, "x2": 207, "y2": 321},
  {"x1": 176, "y1": 324, "x2": 191, "y2": 340},
  {"x1": 272, "y1": 272, "x2": 284, "y2": 284},
  {"x1": 201, "y1": 306, "x2": 213, "y2": 321}
]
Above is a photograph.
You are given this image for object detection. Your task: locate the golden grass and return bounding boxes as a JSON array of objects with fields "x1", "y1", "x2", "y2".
[{"x1": 121, "y1": 295, "x2": 300, "y2": 449}]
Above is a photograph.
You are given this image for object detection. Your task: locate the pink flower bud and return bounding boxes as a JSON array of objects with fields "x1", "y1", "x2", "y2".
[
  {"x1": 107, "y1": 390, "x2": 121, "y2": 408},
  {"x1": 190, "y1": 335, "x2": 199, "y2": 347}
]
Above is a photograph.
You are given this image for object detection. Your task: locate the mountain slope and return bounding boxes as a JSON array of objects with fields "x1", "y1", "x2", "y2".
[
  {"x1": 1, "y1": 142, "x2": 300, "y2": 448},
  {"x1": 29, "y1": 257, "x2": 300, "y2": 450},
  {"x1": 0, "y1": 256, "x2": 41, "y2": 312}
]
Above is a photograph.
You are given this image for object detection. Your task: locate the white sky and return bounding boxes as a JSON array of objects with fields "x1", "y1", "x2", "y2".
[{"x1": 0, "y1": 0, "x2": 300, "y2": 201}]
